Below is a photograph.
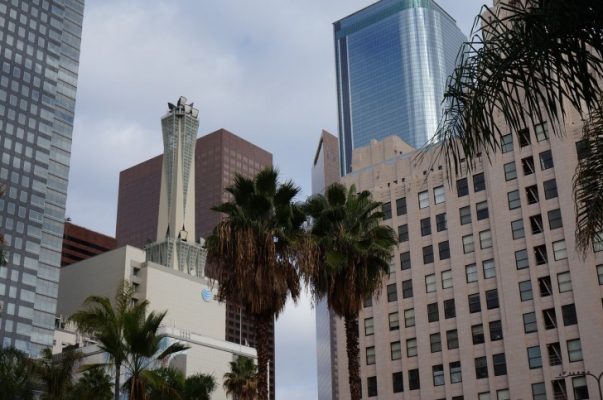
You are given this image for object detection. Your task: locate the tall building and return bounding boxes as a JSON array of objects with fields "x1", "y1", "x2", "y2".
[
  {"x1": 0, "y1": 0, "x2": 85, "y2": 355},
  {"x1": 61, "y1": 221, "x2": 116, "y2": 267},
  {"x1": 115, "y1": 127, "x2": 275, "y2": 398},
  {"x1": 334, "y1": 0, "x2": 466, "y2": 174}
]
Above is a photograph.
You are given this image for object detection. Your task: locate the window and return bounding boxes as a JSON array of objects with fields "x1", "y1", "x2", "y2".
[
  {"x1": 367, "y1": 376, "x2": 377, "y2": 397},
  {"x1": 433, "y1": 364, "x2": 445, "y2": 386},
  {"x1": 389, "y1": 312, "x2": 399, "y2": 331},
  {"x1": 530, "y1": 214, "x2": 544, "y2": 234},
  {"x1": 392, "y1": 372, "x2": 403, "y2": 393},
  {"x1": 430, "y1": 333, "x2": 442, "y2": 353},
  {"x1": 508, "y1": 190, "x2": 521, "y2": 210},
  {"x1": 539, "y1": 276, "x2": 552, "y2": 297},
  {"x1": 573, "y1": 377, "x2": 589, "y2": 400},
  {"x1": 501, "y1": 134, "x2": 513, "y2": 152},
  {"x1": 511, "y1": 219, "x2": 525, "y2": 239},
  {"x1": 534, "y1": 245, "x2": 548, "y2": 265},
  {"x1": 469, "y1": 293, "x2": 481, "y2": 313},
  {"x1": 364, "y1": 295, "x2": 372, "y2": 308},
  {"x1": 420, "y1": 217, "x2": 431, "y2": 236},
  {"x1": 522, "y1": 156, "x2": 535, "y2": 175},
  {"x1": 463, "y1": 234, "x2": 475, "y2": 254},
  {"x1": 483, "y1": 259, "x2": 496, "y2": 279},
  {"x1": 516, "y1": 249, "x2": 529, "y2": 269},
  {"x1": 434, "y1": 186, "x2": 445, "y2": 204},
  {"x1": 548, "y1": 342, "x2": 562, "y2": 366},
  {"x1": 402, "y1": 280, "x2": 413, "y2": 298},
  {"x1": 436, "y1": 213, "x2": 447, "y2": 232},
  {"x1": 562, "y1": 304, "x2": 577, "y2": 326},
  {"x1": 479, "y1": 393, "x2": 491, "y2": 400},
  {"x1": 576, "y1": 139, "x2": 590, "y2": 160},
  {"x1": 438, "y1": 241, "x2": 450, "y2": 260},
  {"x1": 543, "y1": 179, "x2": 558, "y2": 199},
  {"x1": 409, "y1": 369, "x2": 420, "y2": 390},
  {"x1": 553, "y1": 240, "x2": 567, "y2": 261},
  {"x1": 523, "y1": 312, "x2": 537, "y2": 333},
  {"x1": 447, "y1": 329, "x2": 459, "y2": 349},
  {"x1": 493, "y1": 353, "x2": 507, "y2": 376},
  {"x1": 486, "y1": 289, "x2": 499, "y2": 309},
  {"x1": 598, "y1": 264, "x2": 603, "y2": 285},
  {"x1": 391, "y1": 341, "x2": 402, "y2": 360},
  {"x1": 475, "y1": 356, "x2": 488, "y2": 379},
  {"x1": 400, "y1": 251, "x2": 411, "y2": 270},
  {"x1": 444, "y1": 299, "x2": 456, "y2": 319},
  {"x1": 442, "y1": 270, "x2": 453, "y2": 289},
  {"x1": 480, "y1": 230, "x2": 492, "y2": 249},
  {"x1": 427, "y1": 302, "x2": 439, "y2": 322},
  {"x1": 450, "y1": 361, "x2": 462, "y2": 383},
  {"x1": 387, "y1": 283, "x2": 397, "y2": 302},
  {"x1": 568, "y1": 339, "x2": 583, "y2": 362},
  {"x1": 532, "y1": 383, "x2": 546, "y2": 400},
  {"x1": 504, "y1": 162, "x2": 517, "y2": 180},
  {"x1": 460, "y1": 206, "x2": 472, "y2": 225},
  {"x1": 543, "y1": 308, "x2": 557, "y2": 330},
  {"x1": 366, "y1": 346, "x2": 375, "y2": 365},
  {"x1": 406, "y1": 338, "x2": 417, "y2": 357},
  {"x1": 539, "y1": 150, "x2": 554, "y2": 170},
  {"x1": 474, "y1": 173, "x2": 486, "y2": 192},
  {"x1": 466, "y1": 264, "x2": 478, "y2": 282},
  {"x1": 548, "y1": 209, "x2": 562, "y2": 229},
  {"x1": 423, "y1": 245, "x2": 434, "y2": 264},
  {"x1": 396, "y1": 197, "x2": 407, "y2": 215},
  {"x1": 398, "y1": 224, "x2": 409, "y2": 243},
  {"x1": 526, "y1": 185, "x2": 539, "y2": 204},
  {"x1": 519, "y1": 280, "x2": 533, "y2": 301},
  {"x1": 404, "y1": 308, "x2": 415, "y2": 327},
  {"x1": 553, "y1": 380, "x2": 567, "y2": 400},
  {"x1": 418, "y1": 191, "x2": 429, "y2": 209},
  {"x1": 527, "y1": 346, "x2": 542, "y2": 369},
  {"x1": 364, "y1": 318, "x2": 374, "y2": 336},
  {"x1": 457, "y1": 178, "x2": 469, "y2": 197},
  {"x1": 425, "y1": 274, "x2": 436, "y2": 293},
  {"x1": 497, "y1": 389, "x2": 510, "y2": 400},
  {"x1": 472, "y1": 324, "x2": 485, "y2": 344},
  {"x1": 489, "y1": 320, "x2": 503, "y2": 341},
  {"x1": 535, "y1": 122, "x2": 548, "y2": 141},
  {"x1": 476, "y1": 201, "x2": 489, "y2": 220},
  {"x1": 382, "y1": 202, "x2": 392, "y2": 219},
  {"x1": 518, "y1": 128, "x2": 531, "y2": 146}
]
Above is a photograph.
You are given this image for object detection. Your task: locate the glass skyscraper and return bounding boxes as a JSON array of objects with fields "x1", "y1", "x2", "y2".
[
  {"x1": 335, "y1": 0, "x2": 466, "y2": 174},
  {"x1": 0, "y1": 0, "x2": 84, "y2": 356}
]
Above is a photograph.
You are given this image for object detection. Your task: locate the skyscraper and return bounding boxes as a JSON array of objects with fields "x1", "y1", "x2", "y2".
[
  {"x1": 334, "y1": 0, "x2": 466, "y2": 174},
  {"x1": 0, "y1": 0, "x2": 84, "y2": 356},
  {"x1": 61, "y1": 221, "x2": 116, "y2": 267}
]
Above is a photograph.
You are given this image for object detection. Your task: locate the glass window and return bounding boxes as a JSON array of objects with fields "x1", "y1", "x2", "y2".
[
  {"x1": 511, "y1": 219, "x2": 525, "y2": 239},
  {"x1": 532, "y1": 383, "x2": 546, "y2": 400},
  {"x1": 450, "y1": 361, "x2": 462, "y2": 383},
  {"x1": 425, "y1": 274, "x2": 436, "y2": 293},
  {"x1": 476, "y1": 201, "x2": 489, "y2": 220},
  {"x1": 493, "y1": 353, "x2": 507, "y2": 376},
  {"x1": 497, "y1": 390, "x2": 510, "y2": 400},
  {"x1": 522, "y1": 156, "x2": 536, "y2": 175},
  {"x1": 409, "y1": 369, "x2": 420, "y2": 390},
  {"x1": 364, "y1": 317, "x2": 374, "y2": 336},
  {"x1": 420, "y1": 217, "x2": 431, "y2": 236},
  {"x1": 463, "y1": 234, "x2": 474, "y2": 254},
  {"x1": 363, "y1": 295, "x2": 372, "y2": 308},
  {"x1": 472, "y1": 324, "x2": 485, "y2": 344},
  {"x1": 598, "y1": 264, "x2": 603, "y2": 285},
  {"x1": 427, "y1": 302, "x2": 439, "y2": 322},
  {"x1": 466, "y1": 264, "x2": 478, "y2": 282},
  {"x1": 398, "y1": 224, "x2": 409, "y2": 243},
  {"x1": 553, "y1": 240, "x2": 567, "y2": 261},
  {"x1": 508, "y1": 190, "x2": 521, "y2": 210},
  {"x1": 504, "y1": 162, "x2": 517, "y2": 181},
  {"x1": 404, "y1": 308, "x2": 415, "y2": 327},
  {"x1": 539, "y1": 150, "x2": 554, "y2": 170},
  {"x1": 423, "y1": 245, "x2": 434, "y2": 264},
  {"x1": 396, "y1": 197, "x2": 407, "y2": 216},
  {"x1": 432, "y1": 364, "x2": 445, "y2": 386},
  {"x1": 367, "y1": 376, "x2": 377, "y2": 397},
  {"x1": 447, "y1": 329, "x2": 459, "y2": 349},
  {"x1": 402, "y1": 280, "x2": 413, "y2": 298},
  {"x1": 543, "y1": 179, "x2": 558, "y2": 199},
  {"x1": 430, "y1": 333, "x2": 442, "y2": 353},
  {"x1": 523, "y1": 312, "x2": 537, "y2": 333},
  {"x1": 489, "y1": 320, "x2": 503, "y2": 341},
  {"x1": 486, "y1": 289, "x2": 499, "y2": 309},
  {"x1": 534, "y1": 245, "x2": 548, "y2": 265},
  {"x1": 527, "y1": 346, "x2": 542, "y2": 369},
  {"x1": 460, "y1": 206, "x2": 472, "y2": 225},
  {"x1": 483, "y1": 259, "x2": 496, "y2": 279},
  {"x1": 519, "y1": 280, "x2": 533, "y2": 301},
  {"x1": 562, "y1": 304, "x2": 577, "y2": 326},
  {"x1": 526, "y1": 185, "x2": 539, "y2": 204},
  {"x1": 518, "y1": 128, "x2": 531, "y2": 147},
  {"x1": 436, "y1": 212, "x2": 447, "y2": 232},
  {"x1": 418, "y1": 191, "x2": 429, "y2": 209},
  {"x1": 573, "y1": 377, "x2": 588, "y2": 400},
  {"x1": 391, "y1": 341, "x2": 402, "y2": 360},
  {"x1": 406, "y1": 338, "x2": 417, "y2": 357},
  {"x1": 480, "y1": 230, "x2": 492, "y2": 249},
  {"x1": 475, "y1": 356, "x2": 488, "y2": 379},
  {"x1": 548, "y1": 209, "x2": 562, "y2": 229},
  {"x1": 535, "y1": 122, "x2": 548, "y2": 141},
  {"x1": 400, "y1": 251, "x2": 411, "y2": 270},
  {"x1": 444, "y1": 299, "x2": 456, "y2": 319},
  {"x1": 387, "y1": 283, "x2": 397, "y2": 302},
  {"x1": 438, "y1": 241, "x2": 450, "y2": 260},
  {"x1": 389, "y1": 312, "x2": 399, "y2": 331},
  {"x1": 434, "y1": 186, "x2": 445, "y2": 204},
  {"x1": 457, "y1": 178, "x2": 468, "y2": 197},
  {"x1": 442, "y1": 270, "x2": 453, "y2": 289},
  {"x1": 382, "y1": 202, "x2": 392, "y2": 220},
  {"x1": 530, "y1": 214, "x2": 544, "y2": 234},
  {"x1": 473, "y1": 173, "x2": 486, "y2": 192},
  {"x1": 568, "y1": 339, "x2": 583, "y2": 362},
  {"x1": 501, "y1": 134, "x2": 513, "y2": 153},
  {"x1": 548, "y1": 342, "x2": 562, "y2": 366},
  {"x1": 543, "y1": 308, "x2": 557, "y2": 330},
  {"x1": 469, "y1": 293, "x2": 481, "y2": 313},
  {"x1": 392, "y1": 372, "x2": 403, "y2": 393},
  {"x1": 366, "y1": 346, "x2": 375, "y2": 365}
]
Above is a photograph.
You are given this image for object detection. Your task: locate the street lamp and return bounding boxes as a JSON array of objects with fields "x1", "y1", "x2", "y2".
[{"x1": 558, "y1": 370, "x2": 603, "y2": 400}]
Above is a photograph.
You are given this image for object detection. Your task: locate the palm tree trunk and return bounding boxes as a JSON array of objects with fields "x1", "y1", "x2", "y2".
[
  {"x1": 255, "y1": 313, "x2": 272, "y2": 400},
  {"x1": 345, "y1": 316, "x2": 361, "y2": 400},
  {"x1": 114, "y1": 362, "x2": 121, "y2": 400}
]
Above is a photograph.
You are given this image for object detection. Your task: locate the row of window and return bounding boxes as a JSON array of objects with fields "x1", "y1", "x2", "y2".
[{"x1": 503, "y1": 149, "x2": 554, "y2": 182}]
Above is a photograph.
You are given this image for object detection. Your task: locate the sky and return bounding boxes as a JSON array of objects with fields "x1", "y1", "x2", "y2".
[{"x1": 66, "y1": 1, "x2": 488, "y2": 398}]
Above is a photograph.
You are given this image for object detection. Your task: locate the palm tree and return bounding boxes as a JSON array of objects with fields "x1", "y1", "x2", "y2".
[
  {"x1": 68, "y1": 368, "x2": 113, "y2": 400},
  {"x1": 0, "y1": 347, "x2": 35, "y2": 400},
  {"x1": 428, "y1": 0, "x2": 603, "y2": 250},
  {"x1": 36, "y1": 348, "x2": 81, "y2": 400},
  {"x1": 223, "y1": 356, "x2": 257, "y2": 400},
  {"x1": 206, "y1": 167, "x2": 305, "y2": 400},
  {"x1": 301, "y1": 183, "x2": 397, "y2": 400},
  {"x1": 182, "y1": 373, "x2": 216, "y2": 400},
  {"x1": 147, "y1": 368, "x2": 216, "y2": 400}
]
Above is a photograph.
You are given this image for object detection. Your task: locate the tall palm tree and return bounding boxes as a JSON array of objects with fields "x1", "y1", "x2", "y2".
[
  {"x1": 223, "y1": 356, "x2": 257, "y2": 400},
  {"x1": 0, "y1": 347, "x2": 35, "y2": 400},
  {"x1": 147, "y1": 368, "x2": 216, "y2": 400},
  {"x1": 68, "y1": 368, "x2": 113, "y2": 400},
  {"x1": 206, "y1": 167, "x2": 305, "y2": 400},
  {"x1": 36, "y1": 348, "x2": 81, "y2": 400},
  {"x1": 428, "y1": 0, "x2": 603, "y2": 250},
  {"x1": 302, "y1": 183, "x2": 397, "y2": 400},
  {"x1": 182, "y1": 373, "x2": 216, "y2": 400}
]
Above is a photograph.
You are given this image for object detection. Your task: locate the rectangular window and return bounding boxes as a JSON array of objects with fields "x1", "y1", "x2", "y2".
[
  {"x1": 534, "y1": 245, "x2": 548, "y2": 265},
  {"x1": 527, "y1": 346, "x2": 542, "y2": 369},
  {"x1": 576, "y1": 139, "x2": 590, "y2": 160},
  {"x1": 483, "y1": 259, "x2": 496, "y2": 279},
  {"x1": 367, "y1": 376, "x2": 377, "y2": 397},
  {"x1": 404, "y1": 308, "x2": 415, "y2": 327},
  {"x1": 457, "y1": 178, "x2": 469, "y2": 197},
  {"x1": 469, "y1": 293, "x2": 481, "y2": 313},
  {"x1": 573, "y1": 376, "x2": 589, "y2": 400},
  {"x1": 392, "y1": 372, "x2": 403, "y2": 393},
  {"x1": 425, "y1": 274, "x2": 436, "y2": 293},
  {"x1": 535, "y1": 122, "x2": 548, "y2": 141},
  {"x1": 400, "y1": 251, "x2": 411, "y2": 270},
  {"x1": 493, "y1": 353, "x2": 507, "y2": 376},
  {"x1": 434, "y1": 186, "x2": 445, "y2": 204},
  {"x1": 389, "y1": 312, "x2": 400, "y2": 331},
  {"x1": 539, "y1": 150, "x2": 554, "y2": 170},
  {"x1": 548, "y1": 342, "x2": 562, "y2": 366},
  {"x1": 402, "y1": 280, "x2": 413, "y2": 298},
  {"x1": 530, "y1": 214, "x2": 544, "y2": 234},
  {"x1": 476, "y1": 201, "x2": 489, "y2": 220},
  {"x1": 562, "y1": 304, "x2": 577, "y2": 326},
  {"x1": 543, "y1": 308, "x2": 557, "y2": 330},
  {"x1": 438, "y1": 241, "x2": 450, "y2": 260},
  {"x1": 447, "y1": 329, "x2": 459, "y2": 349},
  {"x1": 539, "y1": 276, "x2": 552, "y2": 297},
  {"x1": 508, "y1": 190, "x2": 521, "y2": 210},
  {"x1": 409, "y1": 369, "x2": 420, "y2": 390},
  {"x1": 475, "y1": 356, "x2": 488, "y2": 379},
  {"x1": 423, "y1": 245, "x2": 434, "y2": 264},
  {"x1": 430, "y1": 333, "x2": 442, "y2": 353},
  {"x1": 406, "y1": 338, "x2": 417, "y2": 357},
  {"x1": 598, "y1": 264, "x2": 603, "y2": 285},
  {"x1": 436, "y1": 212, "x2": 447, "y2": 232},
  {"x1": 516, "y1": 249, "x2": 529, "y2": 269},
  {"x1": 501, "y1": 134, "x2": 513, "y2": 152},
  {"x1": 427, "y1": 302, "x2": 439, "y2": 322},
  {"x1": 460, "y1": 206, "x2": 472, "y2": 225},
  {"x1": 472, "y1": 324, "x2": 485, "y2": 344},
  {"x1": 511, "y1": 219, "x2": 525, "y2": 239},
  {"x1": 364, "y1": 317, "x2": 374, "y2": 336},
  {"x1": 518, "y1": 128, "x2": 531, "y2": 147},
  {"x1": 523, "y1": 312, "x2": 537, "y2": 333},
  {"x1": 548, "y1": 208, "x2": 562, "y2": 229},
  {"x1": 444, "y1": 299, "x2": 456, "y2": 319},
  {"x1": 489, "y1": 320, "x2": 503, "y2": 341},
  {"x1": 466, "y1": 264, "x2": 478, "y2": 282},
  {"x1": 480, "y1": 230, "x2": 492, "y2": 249},
  {"x1": 442, "y1": 270, "x2": 453, "y2": 289},
  {"x1": 418, "y1": 191, "x2": 429, "y2": 209},
  {"x1": 544, "y1": 179, "x2": 558, "y2": 199},
  {"x1": 497, "y1": 389, "x2": 511, "y2": 400},
  {"x1": 532, "y1": 383, "x2": 547, "y2": 400},
  {"x1": 390, "y1": 341, "x2": 402, "y2": 360},
  {"x1": 479, "y1": 393, "x2": 491, "y2": 400},
  {"x1": 433, "y1": 364, "x2": 445, "y2": 386},
  {"x1": 450, "y1": 361, "x2": 462, "y2": 383},
  {"x1": 420, "y1": 217, "x2": 431, "y2": 236},
  {"x1": 504, "y1": 162, "x2": 517, "y2": 181},
  {"x1": 398, "y1": 224, "x2": 409, "y2": 243},
  {"x1": 396, "y1": 197, "x2": 407, "y2": 215},
  {"x1": 463, "y1": 234, "x2": 475, "y2": 254},
  {"x1": 364, "y1": 295, "x2": 372, "y2": 308},
  {"x1": 486, "y1": 289, "x2": 499, "y2": 309},
  {"x1": 382, "y1": 202, "x2": 392, "y2": 220},
  {"x1": 526, "y1": 185, "x2": 539, "y2": 204},
  {"x1": 553, "y1": 240, "x2": 567, "y2": 261},
  {"x1": 519, "y1": 280, "x2": 533, "y2": 301},
  {"x1": 387, "y1": 283, "x2": 397, "y2": 302},
  {"x1": 568, "y1": 339, "x2": 583, "y2": 362},
  {"x1": 553, "y1": 380, "x2": 567, "y2": 400},
  {"x1": 366, "y1": 346, "x2": 375, "y2": 365},
  {"x1": 474, "y1": 173, "x2": 486, "y2": 192},
  {"x1": 522, "y1": 156, "x2": 536, "y2": 175}
]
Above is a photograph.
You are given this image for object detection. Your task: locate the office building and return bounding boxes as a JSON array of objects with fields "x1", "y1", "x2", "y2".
[
  {"x1": 334, "y1": 0, "x2": 466, "y2": 174},
  {"x1": 0, "y1": 0, "x2": 84, "y2": 356},
  {"x1": 61, "y1": 221, "x2": 116, "y2": 267}
]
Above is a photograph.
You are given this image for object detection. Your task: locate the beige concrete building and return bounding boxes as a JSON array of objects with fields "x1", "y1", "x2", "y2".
[{"x1": 333, "y1": 110, "x2": 603, "y2": 399}]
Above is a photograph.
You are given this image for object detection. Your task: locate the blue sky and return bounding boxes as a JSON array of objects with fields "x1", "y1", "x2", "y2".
[{"x1": 67, "y1": 1, "x2": 488, "y2": 398}]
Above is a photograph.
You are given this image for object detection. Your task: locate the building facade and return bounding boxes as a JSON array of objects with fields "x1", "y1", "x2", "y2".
[
  {"x1": 0, "y1": 0, "x2": 84, "y2": 356},
  {"x1": 334, "y1": 0, "x2": 466, "y2": 175},
  {"x1": 61, "y1": 221, "x2": 116, "y2": 267}
]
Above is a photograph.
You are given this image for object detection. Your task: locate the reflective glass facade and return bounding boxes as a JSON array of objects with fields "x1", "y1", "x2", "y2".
[
  {"x1": 335, "y1": 0, "x2": 466, "y2": 174},
  {"x1": 0, "y1": 0, "x2": 84, "y2": 356}
]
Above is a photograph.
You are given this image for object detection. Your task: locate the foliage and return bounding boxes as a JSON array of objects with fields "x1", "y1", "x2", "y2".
[
  {"x1": 182, "y1": 373, "x2": 216, "y2": 400},
  {"x1": 223, "y1": 356, "x2": 257, "y2": 400},
  {"x1": 147, "y1": 368, "x2": 215, "y2": 400},
  {"x1": 36, "y1": 348, "x2": 81, "y2": 400},
  {"x1": 68, "y1": 368, "x2": 113, "y2": 400},
  {"x1": 0, "y1": 347, "x2": 35, "y2": 400}
]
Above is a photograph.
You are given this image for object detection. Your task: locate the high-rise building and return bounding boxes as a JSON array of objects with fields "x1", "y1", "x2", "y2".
[
  {"x1": 61, "y1": 221, "x2": 116, "y2": 267},
  {"x1": 334, "y1": 0, "x2": 466, "y2": 174},
  {"x1": 115, "y1": 127, "x2": 275, "y2": 398},
  {"x1": 0, "y1": 0, "x2": 85, "y2": 355}
]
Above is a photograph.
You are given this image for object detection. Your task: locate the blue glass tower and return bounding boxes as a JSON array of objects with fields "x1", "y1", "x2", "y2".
[{"x1": 335, "y1": 0, "x2": 466, "y2": 174}]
